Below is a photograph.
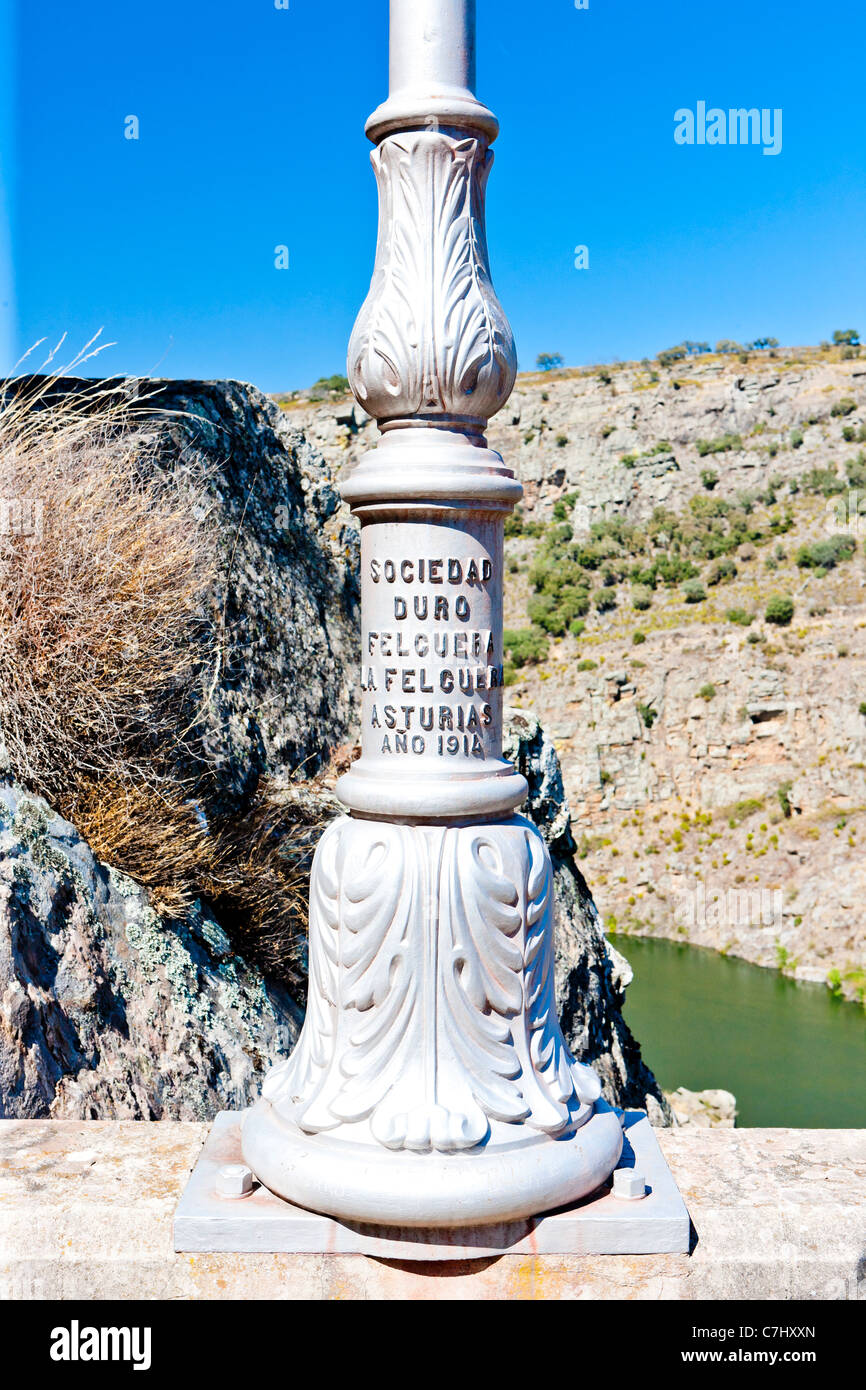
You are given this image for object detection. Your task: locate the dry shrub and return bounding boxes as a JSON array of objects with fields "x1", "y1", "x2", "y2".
[
  {"x1": 0, "y1": 350, "x2": 313, "y2": 982},
  {"x1": 0, "y1": 365, "x2": 215, "y2": 803},
  {"x1": 75, "y1": 779, "x2": 314, "y2": 988}
]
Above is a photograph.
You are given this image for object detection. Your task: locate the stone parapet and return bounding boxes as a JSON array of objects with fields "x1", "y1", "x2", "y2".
[{"x1": 0, "y1": 1121, "x2": 862, "y2": 1300}]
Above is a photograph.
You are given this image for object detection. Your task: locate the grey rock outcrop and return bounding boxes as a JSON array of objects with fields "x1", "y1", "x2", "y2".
[
  {"x1": 135, "y1": 379, "x2": 360, "y2": 809},
  {"x1": 0, "y1": 785, "x2": 301, "y2": 1119},
  {"x1": 666, "y1": 1086, "x2": 738, "y2": 1128}
]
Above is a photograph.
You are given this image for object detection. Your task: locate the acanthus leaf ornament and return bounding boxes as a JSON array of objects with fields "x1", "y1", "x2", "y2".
[
  {"x1": 261, "y1": 817, "x2": 599, "y2": 1156},
  {"x1": 348, "y1": 132, "x2": 517, "y2": 427}
]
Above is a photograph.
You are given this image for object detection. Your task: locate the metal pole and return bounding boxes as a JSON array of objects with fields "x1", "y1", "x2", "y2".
[{"x1": 242, "y1": 0, "x2": 623, "y2": 1227}]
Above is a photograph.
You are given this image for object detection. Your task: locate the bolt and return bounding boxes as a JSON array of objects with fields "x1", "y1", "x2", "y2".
[
  {"x1": 215, "y1": 1163, "x2": 253, "y2": 1199},
  {"x1": 612, "y1": 1167, "x2": 646, "y2": 1200}
]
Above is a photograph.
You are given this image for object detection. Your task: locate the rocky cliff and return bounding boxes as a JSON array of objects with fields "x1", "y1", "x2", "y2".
[{"x1": 292, "y1": 346, "x2": 866, "y2": 1004}]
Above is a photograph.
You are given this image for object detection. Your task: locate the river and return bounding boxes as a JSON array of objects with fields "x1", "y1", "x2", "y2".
[{"x1": 608, "y1": 933, "x2": 866, "y2": 1127}]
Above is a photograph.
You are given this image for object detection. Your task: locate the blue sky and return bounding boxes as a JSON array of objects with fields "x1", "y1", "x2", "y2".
[{"x1": 3, "y1": 0, "x2": 865, "y2": 391}]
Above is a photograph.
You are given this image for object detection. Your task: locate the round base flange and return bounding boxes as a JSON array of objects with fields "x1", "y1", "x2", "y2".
[{"x1": 241, "y1": 1102, "x2": 624, "y2": 1228}]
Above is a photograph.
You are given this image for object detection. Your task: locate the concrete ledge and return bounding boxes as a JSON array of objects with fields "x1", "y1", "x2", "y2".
[{"x1": 0, "y1": 1121, "x2": 864, "y2": 1299}]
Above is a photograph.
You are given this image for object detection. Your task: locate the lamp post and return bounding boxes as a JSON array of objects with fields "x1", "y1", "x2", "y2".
[{"x1": 241, "y1": 0, "x2": 623, "y2": 1227}]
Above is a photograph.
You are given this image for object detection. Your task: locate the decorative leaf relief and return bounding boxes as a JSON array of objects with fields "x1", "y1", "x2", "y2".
[
  {"x1": 348, "y1": 139, "x2": 424, "y2": 412},
  {"x1": 266, "y1": 818, "x2": 602, "y2": 1151},
  {"x1": 297, "y1": 822, "x2": 415, "y2": 1133},
  {"x1": 347, "y1": 131, "x2": 517, "y2": 421},
  {"x1": 441, "y1": 829, "x2": 530, "y2": 1129}
]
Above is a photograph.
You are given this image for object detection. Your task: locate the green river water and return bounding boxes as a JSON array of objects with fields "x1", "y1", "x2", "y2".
[{"x1": 608, "y1": 934, "x2": 866, "y2": 1127}]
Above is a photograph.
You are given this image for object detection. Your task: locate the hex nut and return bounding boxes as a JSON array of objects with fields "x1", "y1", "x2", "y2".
[
  {"x1": 612, "y1": 1168, "x2": 646, "y2": 1200},
  {"x1": 216, "y1": 1163, "x2": 254, "y2": 1199}
]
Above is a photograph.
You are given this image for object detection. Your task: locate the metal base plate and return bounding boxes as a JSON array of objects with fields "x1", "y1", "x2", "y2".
[{"x1": 174, "y1": 1110, "x2": 691, "y2": 1259}]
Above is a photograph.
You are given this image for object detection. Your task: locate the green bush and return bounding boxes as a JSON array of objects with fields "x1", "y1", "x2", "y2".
[
  {"x1": 796, "y1": 534, "x2": 856, "y2": 570},
  {"x1": 528, "y1": 586, "x2": 591, "y2": 634},
  {"x1": 790, "y1": 428, "x2": 804, "y2": 449},
  {"x1": 695, "y1": 433, "x2": 742, "y2": 457},
  {"x1": 707, "y1": 557, "x2": 737, "y2": 585},
  {"x1": 683, "y1": 579, "x2": 706, "y2": 603},
  {"x1": 632, "y1": 630, "x2": 646, "y2": 645},
  {"x1": 765, "y1": 594, "x2": 794, "y2": 626},
  {"x1": 801, "y1": 466, "x2": 844, "y2": 496},
  {"x1": 638, "y1": 702, "x2": 657, "y2": 728},
  {"x1": 699, "y1": 683, "x2": 716, "y2": 701},
  {"x1": 633, "y1": 554, "x2": 699, "y2": 588},
  {"x1": 847, "y1": 451, "x2": 866, "y2": 487},
  {"x1": 631, "y1": 584, "x2": 653, "y2": 610},
  {"x1": 594, "y1": 588, "x2": 617, "y2": 612},
  {"x1": 726, "y1": 607, "x2": 753, "y2": 626},
  {"x1": 830, "y1": 397, "x2": 857, "y2": 417},
  {"x1": 569, "y1": 618, "x2": 586, "y2": 638},
  {"x1": 311, "y1": 373, "x2": 350, "y2": 396},
  {"x1": 577, "y1": 658, "x2": 598, "y2": 672},
  {"x1": 551, "y1": 490, "x2": 579, "y2": 521},
  {"x1": 700, "y1": 468, "x2": 719, "y2": 490},
  {"x1": 503, "y1": 626, "x2": 549, "y2": 667}
]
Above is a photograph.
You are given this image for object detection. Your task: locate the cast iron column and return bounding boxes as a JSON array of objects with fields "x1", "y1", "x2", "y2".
[{"x1": 242, "y1": 0, "x2": 623, "y2": 1226}]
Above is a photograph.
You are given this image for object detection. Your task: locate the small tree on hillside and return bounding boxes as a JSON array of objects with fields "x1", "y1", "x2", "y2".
[
  {"x1": 833, "y1": 329, "x2": 860, "y2": 346},
  {"x1": 765, "y1": 593, "x2": 794, "y2": 626},
  {"x1": 536, "y1": 353, "x2": 564, "y2": 372}
]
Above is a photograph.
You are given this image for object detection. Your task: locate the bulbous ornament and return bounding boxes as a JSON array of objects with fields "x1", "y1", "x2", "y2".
[{"x1": 348, "y1": 131, "x2": 517, "y2": 429}]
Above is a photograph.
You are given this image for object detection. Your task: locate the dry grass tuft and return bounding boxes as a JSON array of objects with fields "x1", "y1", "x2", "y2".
[
  {"x1": 0, "y1": 344, "x2": 314, "y2": 981},
  {"x1": 0, "y1": 355, "x2": 215, "y2": 804},
  {"x1": 75, "y1": 779, "x2": 314, "y2": 987}
]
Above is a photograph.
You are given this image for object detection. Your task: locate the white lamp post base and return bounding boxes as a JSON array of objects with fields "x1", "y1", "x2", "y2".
[
  {"x1": 241, "y1": 1104, "x2": 624, "y2": 1228},
  {"x1": 240, "y1": 814, "x2": 623, "y2": 1226},
  {"x1": 174, "y1": 1110, "x2": 690, "y2": 1256}
]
